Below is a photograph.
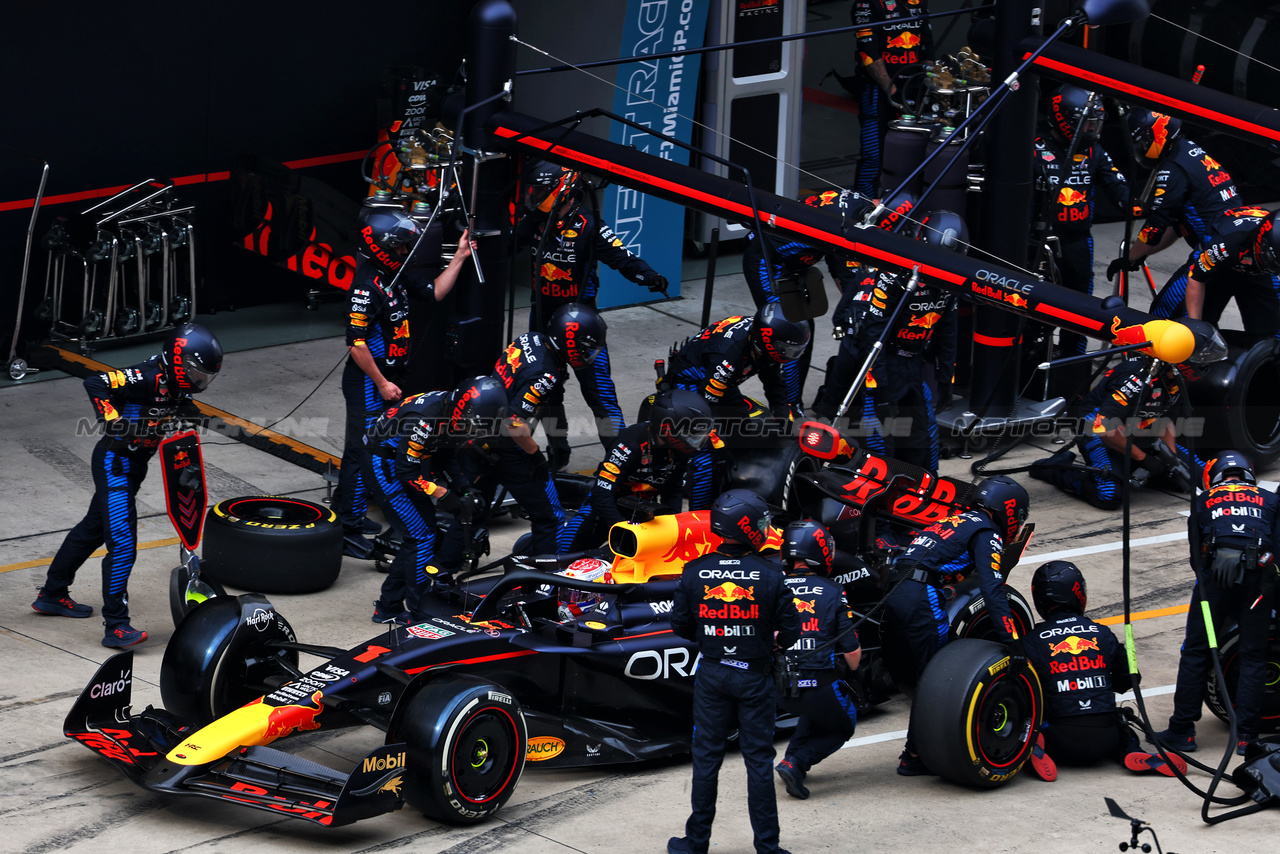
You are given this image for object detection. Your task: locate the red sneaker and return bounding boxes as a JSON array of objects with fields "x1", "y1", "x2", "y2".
[
  {"x1": 1029, "y1": 731, "x2": 1057, "y2": 782},
  {"x1": 1124, "y1": 751, "x2": 1187, "y2": 777}
]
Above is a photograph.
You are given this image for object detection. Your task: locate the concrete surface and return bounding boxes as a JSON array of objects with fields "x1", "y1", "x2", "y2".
[{"x1": 1, "y1": 208, "x2": 1274, "y2": 854}]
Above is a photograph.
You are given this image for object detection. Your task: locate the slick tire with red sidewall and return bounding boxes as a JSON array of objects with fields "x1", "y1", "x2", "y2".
[
  {"x1": 912, "y1": 638, "x2": 1044, "y2": 788},
  {"x1": 202, "y1": 496, "x2": 342, "y2": 594},
  {"x1": 1205, "y1": 616, "x2": 1280, "y2": 733},
  {"x1": 389, "y1": 675, "x2": 527, "y2": 824}
]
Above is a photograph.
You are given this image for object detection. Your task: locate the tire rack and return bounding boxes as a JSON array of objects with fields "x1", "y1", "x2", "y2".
[{"x1": 42, "y1": 179, "x2": 197, "y2": 354}]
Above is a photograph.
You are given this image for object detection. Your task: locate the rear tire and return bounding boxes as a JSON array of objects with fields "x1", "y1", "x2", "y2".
[
  {"x1": 202, "y1": 496, "x2": 342, "y2": 594},
  {"x1": 947, "y1": 584, "x2": 1036, "y2": 644},
  {"x1": 389, "y1": 675, "x2": 527, "y2": 824},
  {"x1": 728, "y1": 438, "x2": 820, "y2": 514},
  {"x1": 912, "y1": 638, "x2": 1044, "y2": 788},
  {"x1": 1205, "y1": 617, "x2": 1280, "y2": 733}
]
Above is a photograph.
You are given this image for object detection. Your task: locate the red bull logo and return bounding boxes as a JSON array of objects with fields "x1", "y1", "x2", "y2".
[
  {"x1": 908, "y1": 312, "x2": 942, "y2": 329},
  {"x1": 885, "y1": 32, "x2": 922, "y2": 50},
  {"x1": 661, "y1": 512, "x2": 719, "y2": 564},
  {"x1": 793, "y1": 598, "x2": 816, "y2": 613},
  {"x1": 540, "y1": 262, "x2": 573, "y2": 282},
  {"x1": 1202, "y1": 155, "x2": 1222, "y2": 171},
  {"x1": 1108, "y1": 317, "x2": 1149, "y2": 350},
  {"x1": 392, "y1": 320, "x2": 410, "y2": 340},
  {"x1": 1057, "y1": 187, "x2": 1087, "y2": 206},
  {"x1": 1146, "y1": 115, "x2": 1172, "y2": 160},
  {"x1": 1006, "y1": 293, "x2": 1029, "y2": 309},
  {"x1": 705, "y1": 581, "x2": 755, "y2": 602},
  {"x1": 1048, "y1": 635, "x2": 1100, "y2": 656}
]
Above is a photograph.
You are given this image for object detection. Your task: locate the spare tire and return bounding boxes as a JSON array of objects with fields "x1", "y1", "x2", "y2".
[
  {"x1": 1204, "y1": 616, "x2": 1280, "y2": 734},
  {"x1": 912, "y1": 638, "x2": 1044, "y2": 788},
  {"x1": 1189, "y1": 333, "x2": 1280, "y2": 466},
  {"x1": 202, "y1": 496, "x2": 342, "y2": 594}
]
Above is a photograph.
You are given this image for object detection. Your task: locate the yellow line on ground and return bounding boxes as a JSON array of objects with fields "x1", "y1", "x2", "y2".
[
  {"x1": 1097, "y1": 604, "x2": 1190, "y2": 625},
  {"x1": 0, "y1": 537, "x2": 181, "y2": 574}
]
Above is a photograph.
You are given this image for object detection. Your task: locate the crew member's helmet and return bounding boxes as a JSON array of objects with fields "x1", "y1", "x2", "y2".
[
  {"x1": 1203, "y1": 451, "x2": 1256, "y2": 490},
  {"x1": 555, "y1": 557, "x2": 613, "y2": 622},
  {"x1": 872, "y1": 190, "x2": 918, "y2": 231},
  {"x1": 161, "y1": 323, "x2": 223, "y2": 393},
  {"x1": 710, "y1": 488, "x2": 771, "y2": 551},
  {"x1": 649, "y1": 388, "x2": 714, "y2": 454},
  {"x1": 1127, "y1": 109, "x2": 1183, "y2": 168},
  {"x1": 1049, "y1": 85, "x2": 1105, "y2": 146},
  {"x1": 447, "y1": 375, "x2": 509, "y2": 440},
  {"x1": 970, "y1": 475, "x2": 1030, "y2": 543},
  {"x1": 1031, "y1": 560, "x2": 1088, "y2": 619},
  {"x1": 781, "y1": 520, "x2": 836, "y2": 577},
  {"x1": 750, "y1": 302, "x2": 811, "y2": 364},
  {"x1": 546, "y1": 302, "x2": 608, "y2": 369},
  {"x1": 356, "y1": 204, "x2": 421, "y2": 276},
  {"x1": 523, "y1": 159, "x2": 581, "y2": 214},
  {"x1": 1252, "y1": 211, "x2": 1280, "y2": 275},
  {"x1": 915, "y1": 209, "x2": 969, "y2": 254}
]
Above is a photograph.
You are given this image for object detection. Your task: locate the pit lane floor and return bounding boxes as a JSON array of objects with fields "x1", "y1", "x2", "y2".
[{"x1": 0, "y1": 220, "x2": 1273, "y2": 853}]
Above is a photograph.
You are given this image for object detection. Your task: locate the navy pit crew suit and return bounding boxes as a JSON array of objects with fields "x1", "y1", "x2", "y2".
[
  {"x1": 851, "y1": 0, "x2": 932, "y2": 196},
  {"x1": 362, "y1": 391, "x2": 468, "y2": 617},
  {"x1": 779, "y1": 571, "x2": 860, "y2": 777},
  {"x1": 1024, "y1": 612, "x2": 1138, "y2": 764},
  {"x1": 515, "y1": 200, "x2": 663, "y2": 447},
  {"x1": 334, "y1": 260, "x2": 435, "y2": 537},
  {"x1": 1166, "y1": 478, "x2": 1280, "y2": 741},
  {"x1": 42, "y1": 358, "x2": 192, "y2": 629},
  {"x1": 1164, "y1": 207, "x2": 1280, "y2": 337},
  {"x1": 1032, "y1": 132, "x2": 1129, "y2": 355},
  {"x1": 474, "y1": 332, "x2": 567, "y2": 554},
  {"x1": 671, "y1": 543, "x2": 801, "y2": 854},
  {"x1": 555, "y1": 421, "x2": 690, "y2": 553},
  {"x1": 664, "y1": 316, "x2": 793, "y2": 510},
  {"x1": 815, "y1": 267, "x2": 957, "y2": 473},
  {"x1": 1032, "y1": 357, "x2": 1202, "y2": 510},
  {"x1": 883, "y1": 510, "x2": 1019, "y2": 751}
]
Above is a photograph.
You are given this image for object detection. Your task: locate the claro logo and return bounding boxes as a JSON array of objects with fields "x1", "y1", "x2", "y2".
[{"x1": 90, "y1": 670, "x2": 131, "y2": 699}]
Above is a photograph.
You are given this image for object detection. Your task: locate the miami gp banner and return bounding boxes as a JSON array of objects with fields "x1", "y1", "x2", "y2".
[{"x1": 596, "y1": 0, "x2": 711, "y2": 309}]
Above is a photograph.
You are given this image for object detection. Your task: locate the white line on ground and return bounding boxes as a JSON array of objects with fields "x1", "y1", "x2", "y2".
[
  {"x1": 840, "y1": 684, "x2": 1177, "y2": 751},
  {"x1": 1021, "y1": 532, "x2": 1187, "y2": 564}
]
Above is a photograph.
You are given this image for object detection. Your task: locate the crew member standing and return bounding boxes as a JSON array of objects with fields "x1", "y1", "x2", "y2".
[
  {"x1": 334, "y1": 201, "x2": 472, "y2": 557},
  {"x1": 669, "y1": 490, "x2": 800, "y2": 854},
  {"x1": 1177, "y1": 207, "x2": 1280, "y2": 338},
  {"x1": 775, "y1": 521, "x2": 861, "y2": 800},
  {"x1": 515, "y1": 160, "x2": 669, "y2": 467},
  {"x1": 31, "y1": 324, "x2": 222, "y2": 647},
  {"x1": 1033, "y1": 85, "x2": 1129, "y2": 358},
  {"x1": 883, "y1": 475, "x2": 1030, "y2": 775},
  {"x1": 851, "y1": 0, "x2": 932, "y2": 196},
  {"x1": 1154, "y1": 452, "x2": 1280, "y2": 756}
]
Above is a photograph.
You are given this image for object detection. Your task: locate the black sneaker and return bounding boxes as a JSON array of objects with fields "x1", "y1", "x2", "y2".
[
  {"x1": 666, "y1": 837, "x2": 705, "y2": 854},
  {"x1": 343, "y1": 533, "x2": 376, "y2": 559},
  {"x1": 1150, "y1": 727, "x2": 1197, "y2": 753},
  {"x1": 897, "y1": 750, "x2": 936, "y2": 777},
  {"x1": 102, "y1": 624, "x2": 148, "y2": 648},
  {"x1": 359, "y1": 518, "x2": 382, "y2": 535},
  {"x1": 371, "y1": 602, "x2": 409, "y2": 624},
  {"x1": 31, "y1": 590, "x2": 94, "y2": 618},
  {"x1": 775, "y1": 759, "x2": 809, "y2": 799}
]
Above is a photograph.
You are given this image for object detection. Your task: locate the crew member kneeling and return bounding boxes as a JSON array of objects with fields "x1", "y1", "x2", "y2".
[
  {"x1": 669, "y1": 490, "x2": 800, "y2": 854},
  {"x1": 775, "y1": 521, "x2": 861, "y2": 800}
]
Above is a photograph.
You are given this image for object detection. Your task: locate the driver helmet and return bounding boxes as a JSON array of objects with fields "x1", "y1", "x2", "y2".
[
  {"x1": 523, "y1": 159, "x2": 581, "y2": 214},
  {"x1": 649, "y1": 388, "x2": 714, "y2": 454},
  {"x1": 1049, "y1": 85, "x2": 1105, "y2": 146},
  {"x1": 356, "y1": 203, "x2": 421, "y2": 276},
  {"x1": 160, "y1": 323, "x2": 223, "y2": 393},
  {"x1": 781, "y1": 520, "x2": 836, "y2": 576},
  {"x1": 556, "y1": 557, "x2": 613, "y2": 622},
  {"x1": 1031, "y1": 560, "x2": 1087, "y2": 620},
  {"x1": 1126, "y1": 109, "x2": 1182, "y2": 168},
  {"x1": 1203, "y1": 450, "x2": 1256, "y2": 490},
  {"x1": 970, "y1": 475, "x2": 1030, "y2": 543},
  {"x1": 546, "y1": 302, "x2": 608, "y2": 369},
  {"x1": 750, "y1": 302, "x2": 811, "y2": 364}
]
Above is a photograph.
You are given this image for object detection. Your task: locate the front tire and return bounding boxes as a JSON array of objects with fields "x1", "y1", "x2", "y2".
[
  {"x1": 1205, "y1": 617, "x2": 1280, "y2": 733},
  {"x1": 912, "y1": 638, "x2": 1044, "y2": 788},
  {"x1": 390, "y1": 675, "x2": 527, "y2": 824}
]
